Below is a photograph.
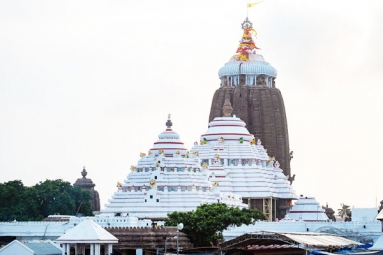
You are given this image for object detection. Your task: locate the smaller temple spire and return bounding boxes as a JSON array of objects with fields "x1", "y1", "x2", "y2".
[{"x1": 166, "y1": 114, "x2": 173, "y2": 128}]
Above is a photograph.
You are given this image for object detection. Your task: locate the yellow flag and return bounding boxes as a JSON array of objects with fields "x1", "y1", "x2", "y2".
[{"x1": 247, "y1": 1, "x2": 262, "y2": 8}]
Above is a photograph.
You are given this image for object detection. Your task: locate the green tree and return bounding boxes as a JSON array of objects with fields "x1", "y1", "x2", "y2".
[
  {"x1": 0, "y1": 179, "x2": 93, "y2": 221},
  {"x1": 0, "y1": 180, "x2": 41, "y2": 221},
  {"x1": 165, "y1": 203, "x2": 266, "y2": 247},
  {"x1": 338, "y1": 203, "x2": 351, "y2": 218},
  {"x1": 34, "y1": 179, "x2": 93, "y2": 217}
]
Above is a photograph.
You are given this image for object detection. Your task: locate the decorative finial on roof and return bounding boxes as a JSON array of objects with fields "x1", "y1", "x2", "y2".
[
  {"x1": 222, "y1": 98, "x2": 233, "y2": 117},
  {"x1": 166, "y1": 114, "x2": 172, "y2": 128},
  {"x1": 241, "y1": 17, "x2": 253, "y2": 29},
  {"x1": 235, "y1": 17, "x2": 260, "y2": 61},
  {"x1": 81, "y1": 166, "x2": 87, "y2": 178}
]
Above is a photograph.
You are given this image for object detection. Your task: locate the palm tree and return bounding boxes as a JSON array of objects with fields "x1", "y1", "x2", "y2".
[{"x1": 338, "y1": 203, "x2": 351, "y2": 218}]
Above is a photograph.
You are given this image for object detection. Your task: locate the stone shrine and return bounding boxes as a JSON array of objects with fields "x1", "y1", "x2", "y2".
[{"x1": 73, "y1": 167, "x2": 101, "y2": 212}]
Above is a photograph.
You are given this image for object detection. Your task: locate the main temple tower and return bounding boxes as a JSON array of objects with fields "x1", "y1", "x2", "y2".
[{"x1": 209, "y1": 18, "x2": 292, "y2": 178}]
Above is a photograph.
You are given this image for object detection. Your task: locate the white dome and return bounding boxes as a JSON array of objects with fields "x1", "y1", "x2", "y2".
[{"x1": 219, "y1": 54, "x2": 277, "y2": 78}]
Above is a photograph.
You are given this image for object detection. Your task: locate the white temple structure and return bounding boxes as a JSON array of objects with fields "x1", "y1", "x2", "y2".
[
  {"x1": 101, "y1": 107, "x2": 296, "y2": 221},
  {"x1": 57, "y1": 219, "x2": 118, "y2": 255},
  {"x1": 101, "y1": 115, "x2": 246, "y2": 219},
  {"x1": 190, "y1": 114, "x2": 297, "y2": 221},
  {"x1": 281, "y1": 195, "x2": 328, "y2": 222}
]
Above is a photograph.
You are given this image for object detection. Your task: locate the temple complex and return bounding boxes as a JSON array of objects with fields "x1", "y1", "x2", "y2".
[
  {"x1": 73, "y1": 167, "x2": 101, "y2": 212},
  {"x1": 101, "y1": 110, "x2": 296, "y2": 221},
  {"x1": 209, "y1": 18, "x2": 292, "y2": 178}
]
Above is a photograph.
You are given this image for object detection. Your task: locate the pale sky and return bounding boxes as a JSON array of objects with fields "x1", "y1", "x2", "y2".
[{"x1": 1, "y1": 0, "x2": 383, "y2": 213}]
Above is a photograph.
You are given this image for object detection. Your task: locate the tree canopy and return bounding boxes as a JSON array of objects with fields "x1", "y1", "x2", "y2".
[
  {"x1": 165, "y1": 203, "x2": 267, "y2": 247},
  {"x1": 0, "y1": 179, "x2": 93, "y2": 221},
  {"x1": 338, "y1": 203, "x2": 351, "y2": 218}
]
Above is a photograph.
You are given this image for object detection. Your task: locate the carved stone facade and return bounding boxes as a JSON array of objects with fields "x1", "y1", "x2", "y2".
[
  {"x1": 106, "y1": 226, "x2": 193, "y2": 251},
  {"x1": 209, "y1": 82, "x2": 291, "y2": 177},
  {"x1": 73, "y1": 167, "x2": 101, "y2": 212}
]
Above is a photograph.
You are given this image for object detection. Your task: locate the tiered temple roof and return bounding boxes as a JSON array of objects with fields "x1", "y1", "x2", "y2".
[
  {"x1": 101, "y1": 110, "x2": 297, "y2": 220},
  {"x1": 281, "y1": 195, "x2": 328, "y2": 222},
  {"x1": 101, "y1": 115, "x2": 246, "y2": 219},
  {"x1": 191, "y1": 115, "x2": 296, "y2": 200}
]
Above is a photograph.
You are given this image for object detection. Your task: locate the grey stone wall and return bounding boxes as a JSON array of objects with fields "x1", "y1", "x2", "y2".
[{"x1": 209, "y1": 85, "x2": 291, "y2": 177}]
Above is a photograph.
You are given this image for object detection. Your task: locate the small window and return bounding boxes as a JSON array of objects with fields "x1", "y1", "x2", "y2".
[
  {"x1": 155, "y1": 176, "x2": 157, "y2": 180},
  {"x1": 145, "y1": 199, "x2": 147, "y2": 202},
  {"x1": 150, "y1": 195, "x2": 153, "y2": 199},
  {"x1": 156, "y1": 199, "x2": 159, "y2": 202}
]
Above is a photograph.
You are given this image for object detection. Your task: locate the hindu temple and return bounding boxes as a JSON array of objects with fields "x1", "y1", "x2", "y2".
[
  {"x1": 73, "y1": 167, "x2": 101, "y2": 212},
  {"x1": 209, "y1": 17, "x2": 292, "y2": 179}
]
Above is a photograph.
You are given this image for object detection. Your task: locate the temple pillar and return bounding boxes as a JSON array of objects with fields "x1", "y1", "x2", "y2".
[
  {"x1": 90, "y1": 244, "x2": 94, "y2": 255},
  {"x1": 66, "y1": 244, "x2": 70, "y2": 255},
  {"x1": 95, "y1": 243, "x2": 100, "y2": 255},
  {"x1": 62, "y1": 244, "x2": 66, "y2": 255},
  {"x1": 106, "y1": 244, "x2": 113, "y2": 255},
  {"x1": 75, "y1": 243, "x2": 78, "y2": 255}
]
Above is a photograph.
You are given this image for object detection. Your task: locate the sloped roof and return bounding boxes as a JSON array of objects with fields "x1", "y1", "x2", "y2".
[
  {"x1": 376, "y1": 210, "x2": 383, "y2": 221},
  {"x1": 24, "y1": 242, "x2": 62, "y2": 255},
  {"x1": 56, "y1": 218, "x2": 118, "y2": 244},
  {"x1": 220, "y1": 231, "x2": 361, "y2": 251},
  {"x1": 0, "y1": 240, "x2": 34, "y2": 254},
  {"x1": 370, "y1": 234, "x2": 383, "y2": 250}
]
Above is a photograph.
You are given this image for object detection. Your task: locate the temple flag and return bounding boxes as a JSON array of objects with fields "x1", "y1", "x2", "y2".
[{"x1": 247, "y1": 1, "x2": 262, "y2": 8}]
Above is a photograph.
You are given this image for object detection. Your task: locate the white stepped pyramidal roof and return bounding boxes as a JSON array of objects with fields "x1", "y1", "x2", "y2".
[
  {"x1": 191, "y1": 115, "x2": 297, "y2": 200},
  {"x1": 101, "y1": 115, "x2": 246, "y2": 219},
  {"x1": 281, "y1": 195, "x2": 329, "y2": 222}
]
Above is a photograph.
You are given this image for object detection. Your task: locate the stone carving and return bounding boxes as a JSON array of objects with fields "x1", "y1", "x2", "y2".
[
  {"x1": 256, "y1": 75, "x2": 266, "y2": 86},
  {"x1": 239, "y1": 74, "x2": 246, "y2": 86},
  {"x1": 287, "y1": 174, "x2": 295, "y2": 185},
  {"x1": 222, "y1": 98, "x2": 233, "y2": 117}
]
